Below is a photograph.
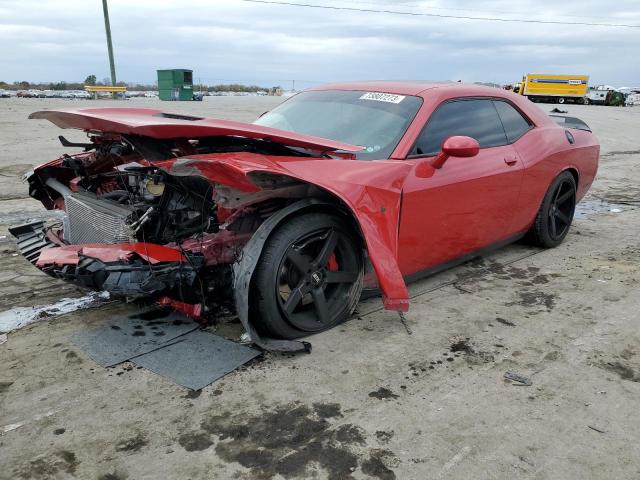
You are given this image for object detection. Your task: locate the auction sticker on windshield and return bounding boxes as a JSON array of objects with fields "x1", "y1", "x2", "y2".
[{"x1": 359, "y1": 92, "x2": 406, "y2": 104}]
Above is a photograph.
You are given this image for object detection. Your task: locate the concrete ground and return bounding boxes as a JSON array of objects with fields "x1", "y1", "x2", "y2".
[{"x1": 1, "y1": 97, "x2": 639, "y2": 480}]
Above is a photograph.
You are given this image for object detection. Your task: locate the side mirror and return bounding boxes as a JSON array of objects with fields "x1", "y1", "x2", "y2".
[{"x1": 431, "y1": 136, "x2": 480, "y2": 169}]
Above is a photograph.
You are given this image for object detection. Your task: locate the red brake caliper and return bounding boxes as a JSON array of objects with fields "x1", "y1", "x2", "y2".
[{"x1": 327, "y1": 253, "x2": 339, "y2": 272}]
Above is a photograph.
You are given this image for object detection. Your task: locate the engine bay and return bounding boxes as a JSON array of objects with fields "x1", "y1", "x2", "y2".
[
  {"x1": 28, "y1": 133, "x2": 317, "y2": 248},
  {"x1": 62, "y1": 164, "x2": 218, "y2": 245},
  {"x1": 15, "y1": 133, "x2": 317, "y2": 314}
]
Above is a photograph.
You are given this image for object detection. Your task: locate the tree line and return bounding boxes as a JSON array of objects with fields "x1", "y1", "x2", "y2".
[{"x1": 0, "y1": 76, "x2": 281, "y2": 92}]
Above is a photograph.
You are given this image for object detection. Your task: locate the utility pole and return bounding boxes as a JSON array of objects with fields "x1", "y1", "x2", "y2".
[{"x1": 102, "y1": 0, "x2": 117, "y2": 87}]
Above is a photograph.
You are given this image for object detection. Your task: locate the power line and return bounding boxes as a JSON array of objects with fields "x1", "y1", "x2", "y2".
[
  {"x1": 314, "y1": 0, "x2": 629, "y2": 22},
  {"x1": 237, "y1": 0, "x2": 640, "y2": 28}
]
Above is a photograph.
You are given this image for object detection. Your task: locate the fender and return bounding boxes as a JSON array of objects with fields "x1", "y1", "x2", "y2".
[{"x1": 172, "y1": 154, "x2": 412, "y2": 314}]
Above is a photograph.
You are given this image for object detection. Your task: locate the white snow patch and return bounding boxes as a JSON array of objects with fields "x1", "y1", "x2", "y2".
[
  {"x1": 2, "y1": 410, "x2": 56, "y2": 434},
  {"x1": 0, "y1": 292, "x2": 110, "y2": 333}
]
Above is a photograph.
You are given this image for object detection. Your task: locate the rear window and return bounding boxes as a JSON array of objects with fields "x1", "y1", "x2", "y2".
[{"x1": 493, "y1": 100, "x2": 532, "y2": 142}]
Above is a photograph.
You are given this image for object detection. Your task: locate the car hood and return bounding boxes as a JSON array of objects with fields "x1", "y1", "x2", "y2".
[{"x1": 29, "y1": 108, "x2": 365, "y2": 153}]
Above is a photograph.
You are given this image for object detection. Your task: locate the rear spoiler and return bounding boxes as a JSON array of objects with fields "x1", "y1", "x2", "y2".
[{"x1": 549, "y1": 115, "x2": 592, "y2": 132}]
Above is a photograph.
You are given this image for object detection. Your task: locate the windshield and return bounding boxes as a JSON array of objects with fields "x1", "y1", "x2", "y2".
[{"x1": 254, "y1": 90, "x2": 423, "y2": 160}]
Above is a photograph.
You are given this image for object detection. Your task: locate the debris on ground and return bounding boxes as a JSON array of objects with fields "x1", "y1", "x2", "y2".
[
  {"x1": 495, "y1": 317, "x2": 516, "y2": 327},
  {"x1": 71, "y1": 308, "x2": 260, "y2": 389},
  {"x1": 398, "y1": 311, "x2": 413, "y2": 335},
  {"x1": 504, "y1": 371, "x2": 533, "y2": 386},
  {"x1": 132, "y1": 329, "x2": 260, "y2": 390},
  {"x1": 70, "y1": 309, "x2": 199, "y2": 367},
  {"x1": 588, "y1": 425, "x2": 606, "y2": 434},
  {"x1": 551, "y1": 108, "x2": 568, "y2": 113},
  {"x1": 0, "y1": 292, "x2": 110, "y2": 333}
]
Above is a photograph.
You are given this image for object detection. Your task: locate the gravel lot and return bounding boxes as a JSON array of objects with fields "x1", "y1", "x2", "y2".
[{"x1": 1, "y1": 97, "x2": 639, "y2": 480}]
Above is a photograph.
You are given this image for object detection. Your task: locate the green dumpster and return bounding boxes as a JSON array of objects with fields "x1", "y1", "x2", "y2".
[{"x1": 157, "y1": 69, "x2": 194, "y2": 101}]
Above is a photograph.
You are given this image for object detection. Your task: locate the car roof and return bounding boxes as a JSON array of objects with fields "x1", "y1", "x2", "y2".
[{"x1": 309, "y1": 81, "x2": 505, "y2": 97}]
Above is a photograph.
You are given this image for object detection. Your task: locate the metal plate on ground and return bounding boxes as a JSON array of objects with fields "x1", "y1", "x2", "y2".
[
  {"x1": 132, "y1": 330, "x2": 260, "y2": 390},
  {"x1": 70, "y1": 309, "x2": 198, "y2": 367}
]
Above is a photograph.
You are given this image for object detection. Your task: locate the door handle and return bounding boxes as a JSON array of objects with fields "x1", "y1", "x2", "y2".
[{"x1": 504, "y1": 156, "x2": 518, "y2": 166}]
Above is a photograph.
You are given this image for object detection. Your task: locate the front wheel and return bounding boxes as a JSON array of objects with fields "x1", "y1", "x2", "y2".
[
  {"x1": 527, "y1": 171, "x2": 577, "y2": 248},
  {"x1": 250, "y1": 213, "x2": 364, "y2": 339},
  {"x1": 557, "y1": 97, "x2": 565, "y2": 104}
]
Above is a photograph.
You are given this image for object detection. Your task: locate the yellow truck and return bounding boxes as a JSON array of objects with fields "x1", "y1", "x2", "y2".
[{"x1": 515, "y1": 73, "x2": 589, "y2": 104}]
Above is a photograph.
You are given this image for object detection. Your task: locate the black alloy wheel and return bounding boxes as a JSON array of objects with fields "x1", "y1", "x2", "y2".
[
  {"x1": 251, "y1": 213, "x2": 363, "y2": 339},
  {"x1": 528, "y1": 171, "x2": 577, "y2": 248},
  {"x1": 547, "y1": 177, "x2": 576, "y2": 241}
]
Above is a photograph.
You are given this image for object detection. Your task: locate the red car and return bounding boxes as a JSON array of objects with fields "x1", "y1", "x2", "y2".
[{"x1": 11, "y1": 82, "x2": 599, "y2": 351}]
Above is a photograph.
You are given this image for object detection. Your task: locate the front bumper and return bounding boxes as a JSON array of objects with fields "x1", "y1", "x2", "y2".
[{"x1": 9, "y1": 221, "x2": 203, "y2": 299}]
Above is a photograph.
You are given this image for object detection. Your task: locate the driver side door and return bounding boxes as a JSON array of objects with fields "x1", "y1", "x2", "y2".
[{"x1": 397, "y1": 98, "x2": 525, "y2": 276}]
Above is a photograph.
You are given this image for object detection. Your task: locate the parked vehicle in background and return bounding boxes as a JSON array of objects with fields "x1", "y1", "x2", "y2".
[
  {"x1": 516, "y1": 73, "x2": 589, "y2": 104},
  {"x1": 587, "y1": 86, "x2": 626, "y2": 106},
  {"x1": 587, "y1": 89, "x2": 608, "y2": 105},
  {"x1": 72, "y1": 91, "x2": 92, "y2": 99},
  {"x1": 0, "y1": 89, "x2": 10, "y2": 98},
  {"x1": 625, "y1": 91, "x2": 640, "y2": 106}
]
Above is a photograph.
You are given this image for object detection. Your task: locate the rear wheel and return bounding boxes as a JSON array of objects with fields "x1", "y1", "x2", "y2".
[
  {"x1": 250, "y1": 213, "x2": 363, "y2": 339},
  {"x1": 527, "y1": 171, "x2": 576, "y2": 248}
]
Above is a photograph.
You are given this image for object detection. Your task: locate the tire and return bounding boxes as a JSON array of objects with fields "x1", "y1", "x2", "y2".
[
  {"x1": 250, "y1": 213, "x2": 364, "y2": 339},
  {"x1": 557, "y1": 97, "x2": 565, "y2": 104},
  {"x1": 527, "y1": 171, "x2": 577, "y2": 248}
]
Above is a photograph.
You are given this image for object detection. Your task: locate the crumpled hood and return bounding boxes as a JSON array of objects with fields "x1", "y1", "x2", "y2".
[{"x1": 29, "y1": 108, "x2": 364, "y2": 153}]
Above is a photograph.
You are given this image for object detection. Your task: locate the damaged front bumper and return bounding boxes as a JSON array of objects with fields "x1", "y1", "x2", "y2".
[
  {"x1": 10, "y1": 221, "x2": 203, "y2": 302},
  {"x1": 10, "y1": 220, "x2": 310, "y2": 353}
]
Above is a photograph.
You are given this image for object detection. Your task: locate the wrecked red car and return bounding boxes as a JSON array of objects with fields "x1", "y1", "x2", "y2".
[{"x1": 11, "y1": 82, "x2": 599, "y2": 351}]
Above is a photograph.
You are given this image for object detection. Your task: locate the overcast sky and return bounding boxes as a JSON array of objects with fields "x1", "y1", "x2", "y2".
[{"x1": 1, "y1": 0, "x2": 639, "y2": 87}]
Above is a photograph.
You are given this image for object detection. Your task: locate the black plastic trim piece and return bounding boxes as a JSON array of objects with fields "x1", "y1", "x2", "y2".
[{"x1": 233, "y1": 198, "x2": 335, "y2": 353}]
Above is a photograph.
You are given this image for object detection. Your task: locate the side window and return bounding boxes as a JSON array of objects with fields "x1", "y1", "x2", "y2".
[
  {"x1": 412, "y1": 99, "x2": 507, "y2": 156},
  {"x1": 493, "y1": 100, "x2": 532, "y2": 142}
]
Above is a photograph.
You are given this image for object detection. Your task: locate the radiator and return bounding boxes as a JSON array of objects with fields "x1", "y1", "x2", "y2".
[{"x1": 63, "y1": 192, "x2": 134, "y2": 244}]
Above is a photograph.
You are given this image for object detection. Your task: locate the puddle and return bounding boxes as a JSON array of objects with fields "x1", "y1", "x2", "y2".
[
  {"x1": 574, "y1": 199, "x2": 630, "y2": 219},
  {"x1": 0, "y1": 292, "x2": 110, "y2": 333}
]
